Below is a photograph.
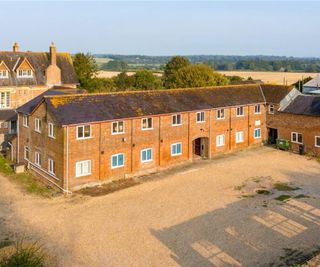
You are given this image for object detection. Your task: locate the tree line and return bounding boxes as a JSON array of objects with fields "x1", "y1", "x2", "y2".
[{"x1": 73, "y1": 54, "x2": 229, "y2": 93}]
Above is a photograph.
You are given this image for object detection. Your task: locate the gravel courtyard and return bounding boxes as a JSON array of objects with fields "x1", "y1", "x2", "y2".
[{"x1": 1, "y1": 147, "x2": 320, "y2": 266}]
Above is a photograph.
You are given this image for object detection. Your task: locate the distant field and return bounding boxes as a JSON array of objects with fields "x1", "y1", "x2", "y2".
[
  {"x1": 97, "y1": 70, "x2": 162, "y2": 78},
  {"x1": 97, "y1": 70, "x2": 317, "y2": 85},
  {"x1": 218, "y1": 71, "x2": 317, "y2": 85}
]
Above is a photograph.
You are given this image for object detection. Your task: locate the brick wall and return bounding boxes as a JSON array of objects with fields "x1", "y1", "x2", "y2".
[
  {"x1": 268, "y1": 111, "x2": 320, "y2": 156},
  {"x1": 19, "y1": 103, "x2": 267, "y2": 191}
]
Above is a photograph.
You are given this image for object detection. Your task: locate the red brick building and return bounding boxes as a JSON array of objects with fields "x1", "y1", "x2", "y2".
[
  {"x1": 0, "y1": 42, "x2": 78, "y2": 149},
  {"x1": 268, "y1": 91, "x2": 320, "y2": 156},
  {"x1": 17, "y1": 84, "x2": 276, "y2": 192}
]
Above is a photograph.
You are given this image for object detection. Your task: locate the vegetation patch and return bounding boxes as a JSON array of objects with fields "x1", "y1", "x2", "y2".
[
  {"x1": 256, "y1": 189, "x2": 271, "y2": 195},
  {"x1": 275, "y1": 195, "x2": 291, "y2": 202},
  {"x1": 0, "y1": 156, "x2": 55, "y2": 198},
  {"x1": 0, "y1": 238, "x2": 54, "y2": 267},
  {"x1": 273, "y1": 182, "x2": 300, "y2": 191},
  {"x1": 79, "y1": 178, "x2": 140, "y2": 197},
  {"x1": 294, "y1": 194, "x2": 310, "y2": 199}
]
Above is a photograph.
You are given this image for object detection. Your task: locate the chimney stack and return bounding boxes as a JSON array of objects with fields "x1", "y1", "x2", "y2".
[
  {"x1": 13, "y1": 42, "x2": 20, "y2": 52},
  {"x1": 49, "y1": 42, "x2": 57, "y2": 65}
]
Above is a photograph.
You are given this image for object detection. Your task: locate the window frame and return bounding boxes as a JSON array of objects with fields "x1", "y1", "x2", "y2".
[
  {"x1": 141, "y1": 148, "x2": 153, "y2": 163},
  {"x1": 172, "y1": 114, "x2": 182, "y2": 126},
  {"x1": 0, "y1": 92, "x2": 10, "y2": 109},
  {"x1": 315, "y1": 136, "x2": 320, "y2": 148},
  {"x1": 291, "y1": 132, "x2": 303, "y2": 144},
  {"x1": 75, "y1": 160, "x2": 92, "y2": 178},
  {"x1": 0, "y1": 70, "x2": 8, "y2": 79},
  {"x1": 23, "y1": 115, "x2": 29, "y2": 128},
  {"x1": 34, "y1": 118, "x2": 41, "y2": 133},
  {"x1": 269, "y1": 104, "x2": 275, "y2": 114},
  {"x1": 254, "y1": 104, "x2": 261, "y2": 114},
  {"x1": 216, "y1": 109, "x2": 225, "y2": 120},
  {"x1": 111, "y1": 121, "x2": 125, "y2": 135},
  {"x1": 254, "y1": 128, "x2": 261, "y2": 139},
  {"x1": 76, "y1": 125, "x2": 92, "y2": 140},
  {"x1": 17, "y1": 69, "x2": 33, "y2": 78},
  {"x1": 236, "y1": 106, "x2": 244, "y2": 117},
  {"x1": 171, "y1": 142, "x2": 182, "y2": 156},
  {"x1": 216, "y1": 134, "x2": 225, "y2": 147},
  {"x1": 35, "y1": 151, "x2": 41, "y2": 166},
  {"x1": 141, "y1": 117, "x2": 153, "y2": 130},
  {"x1": 236, "y1": 131, "x2": 245, "y2": 143},
  {"x1": 48, "y1": 158, "x2": 55, "y2": 175},
  {"x1": 111, "y1": 153, "x2": 125, "y2": 169},
  {"x1": 196, "y1": 111, "x2": 205, "y2": 123},
  {"x1": 24, "y1": 146, "x2": 30, "y2": 160},
  {"x1": 48, "y1": 122, "x2": 55, "y2": 139}
]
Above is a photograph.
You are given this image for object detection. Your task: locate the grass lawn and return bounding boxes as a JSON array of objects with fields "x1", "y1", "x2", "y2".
[{"x1": 0, "y1": 156, "x2": 55, "y2": 198}]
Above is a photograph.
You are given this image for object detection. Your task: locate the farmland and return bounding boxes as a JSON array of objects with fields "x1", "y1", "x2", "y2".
[{"x1": 97, "y1": 70, "x2": 317, "y2": 85}]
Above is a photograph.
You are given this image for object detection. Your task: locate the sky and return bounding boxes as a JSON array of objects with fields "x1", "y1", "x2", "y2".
[{"x1": 1, "y1": 1, "x2": 319, "y2": 57}]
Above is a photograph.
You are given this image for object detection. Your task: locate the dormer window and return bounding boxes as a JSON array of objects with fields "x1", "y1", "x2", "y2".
[
  {"x1": 0, "y1": 70, "x2": 8, "y2": 79},
  {"x1": 17, "y1": 69, "x2": 33, "y2": 78}
]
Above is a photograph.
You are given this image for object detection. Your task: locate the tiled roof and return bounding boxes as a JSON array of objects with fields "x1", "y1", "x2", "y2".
[
  {"x1": 0, "y1": 109, "x2": 17, "y2": 121},
  {"x1": 303, "y1": 74, "x2": 320, "y2": 88},
  {"x1": 0, "y1": 51, "x2": 78, "y2": 86},
  {"x1": 281, "y1": 95, "x2": 320, "y2": 116},
  {"x1": 17, "y1": 88, "x2": 87, "y2": 115},
  {"x1": 42, "y1": 85, "x2": 266, "y2": 126},
  {"x1": 260, "y1": 84, "x2": 292, "y2": 104}
]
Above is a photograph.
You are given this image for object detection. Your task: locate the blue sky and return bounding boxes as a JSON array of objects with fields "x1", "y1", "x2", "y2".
[{"x1": 1, "y1": 1, "x2": 319, "y2": 57}]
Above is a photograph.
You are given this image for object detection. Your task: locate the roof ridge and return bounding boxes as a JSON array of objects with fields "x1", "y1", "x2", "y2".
[{"x1": 43, "y1": 84, "x2": 260, "y2": 99}]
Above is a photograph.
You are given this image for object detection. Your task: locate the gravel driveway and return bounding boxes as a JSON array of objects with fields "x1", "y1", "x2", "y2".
[{"x1": 1, "y1": 147, "x2": 320, "y2": 266}]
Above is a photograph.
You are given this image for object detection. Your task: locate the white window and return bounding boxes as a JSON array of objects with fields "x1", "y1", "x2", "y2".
[
  {"x1": 0, "y1": 92, "x2": 10, "y2": 109},
  {"x1": 315, "y1": 136, "x2": 320, "y2": 148},
  {"x1": 254, "y1": 128, "x2": 261, "y2": 139},
  {"x1": 76, "y1": 160, "x2": 92, "y2": 177},
  {"x1": 17, "y1": 69, "x2": 33, "y2": 78},
  {"x1": 141, "y1": 148, "x2": 153, "y2": 163},
  {"x1": 24, "y1": 146, "x2": 30, "y2": 160},
  {"x1": 112, "y1": 121, "x2": 124, "y2": 134},
  {"x1": 0, "y1": 70, "x2": 8, "y2": 79},
  {"x1": 111, "y1": 153, "x2": 125, "y2": 169},
  {"x1": 269, "y1": 104, "x2": 275, "y2": 114},
  {"x1": 76, "y1": 125, "x2": 91, "y2": 139},
  {"x1": 236, "y1": 131, "x2": 244, "y2": 143},
  {"x1": 254, "y1": 104, "x2": 261, "y2": 114},
  {"x1": 217, "y1": 109, "x2": 225, "y2": 120},
  {"x1": 23, "y1": 115, "x2": 29, "y2": 127},
  {"x1": 48, "y1": 123, "x2": 55, "y2": 138},
  {"x1": 236, "y1": 106, "x2": 244, "y2": 117},
  {"x1": 216, "y1": 134, "x2": 225, "y2": 147},
  {"x1": 291, "y1": 132, "x2": 303, "y2": 144},
  {"x1": 141, "y1": 118, "x2": 153, "y2": 130},
  {"x1": 48, "y1": 158, "x2": 55, "y2": 175},
  {"x1": 171, "y1": 142, "x2": 182, "y2": 156},
  {"x1": 34, "y1": 118, "x2": 41, "y2": 133},
  {"x1": 35, "y1": 151, "x2": 41, "y2": 166},
  {"x1": 0, "y1": 122, "x2": 8, "y2": 128},
  {"x1": 196, "y1": 111, "x2": 205, "y2": 123},
  {"x1": 172, "y1": 114, "x2": 182, "y2": 126}
]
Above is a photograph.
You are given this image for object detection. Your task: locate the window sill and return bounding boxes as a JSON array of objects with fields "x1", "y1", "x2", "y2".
[
  {"x1": 171, "y1": 153, "x2": 182, "y2": 157},
  {"x1": 76, "y1": 137, "x2": 92, "y2": 140},
  {"x1": 76, "y1": 173, "x2": 92, "y2": 178},
  {"x1": 111, "y1": 165, "x2": 124, "y2": 169},
  {"x1": 141, "y1": 128, "x2": 153, "y2": 131},
  {"x1": 111, "y1": 132, "x2": 125, "y2": 135}
]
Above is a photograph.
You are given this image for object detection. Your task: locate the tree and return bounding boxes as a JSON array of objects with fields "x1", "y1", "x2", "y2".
[
  {"x1": 102, "y1": 60, "x2": 128, "y2": 71},
  {"x1": 73, "y1": 53, "x2": 98, "y2": 89},
  {"x1": 132, "y1": 70, "x2": 162, "y2": 90},
  {"x1": 173, "y1": 64, "x2": 229, "y2": 88},
  {"x1": 163, "y1": 56, "x2": 190, "y2": 88},
  {"x1": 114, "y1": 72, "x2": 135, "y2": 90}
]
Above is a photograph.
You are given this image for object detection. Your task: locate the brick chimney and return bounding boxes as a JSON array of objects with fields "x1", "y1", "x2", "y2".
[
  {"x1": 49, "y1": 42, "x2": 57, "y2": 65},
  {"x1": 13, "y1": 42, "x2": 20, "y2": 52},
  {"x1": 46, "y1": 42, "x2": 61, "y2": 87}
]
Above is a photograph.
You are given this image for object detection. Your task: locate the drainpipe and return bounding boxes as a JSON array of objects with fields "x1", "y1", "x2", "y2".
[
  {"x1": 16, "y1": 112, "x2": 19, "y2": 163},
  {"x1": 65, "y1": 126, "x2": 69, "y2": 195},
  {"x1": 7, "y1": 142, "x2": 13, "y2": 161}
]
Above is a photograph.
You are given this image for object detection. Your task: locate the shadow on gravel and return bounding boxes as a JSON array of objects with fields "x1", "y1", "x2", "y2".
[{"x1": 151, "y1": 170, "x2": 320, "y2": 267}]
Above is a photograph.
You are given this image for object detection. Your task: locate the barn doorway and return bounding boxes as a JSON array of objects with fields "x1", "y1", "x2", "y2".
[
  {"x1": 268, "y1": 128, "x2": 278, "y2": 144},
  {"x1": 193, "y1": 137, "x2": 209, "y2": 158}
]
